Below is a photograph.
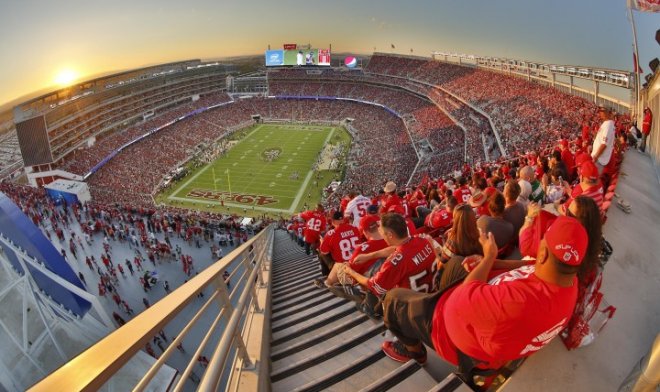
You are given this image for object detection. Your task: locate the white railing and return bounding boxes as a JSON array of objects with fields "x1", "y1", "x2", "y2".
[{"x1": 29, "y1": 225, "x2": 274, "y2": 392}]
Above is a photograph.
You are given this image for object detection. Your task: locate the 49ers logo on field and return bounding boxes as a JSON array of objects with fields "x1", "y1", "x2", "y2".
[{"x1": 187, "y1": 189, "x2": 278, "y2": 206}]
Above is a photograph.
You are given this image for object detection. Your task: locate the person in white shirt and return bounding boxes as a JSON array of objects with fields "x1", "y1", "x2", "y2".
[
  {"x1": 296, "y1": 51, "x2": 304, "y2": 66},
  {"x1": 591, "y1": 106, "x2": 615, "y2": 174},
  {"x1": 344, "y1": 191, "x2": 372, "y2": 228}
]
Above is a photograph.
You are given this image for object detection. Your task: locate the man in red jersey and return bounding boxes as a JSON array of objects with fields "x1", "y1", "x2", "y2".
[
  {"x1": 343, "y1": 213, "x2": 436, "y2": 305},
  {"x1": 421, "y1": 196, "x2": 456, "y2": 235},
  {"x1": 315, "y1": 211, "x2": 361, "y2": 287},
  {"x1": 453, "y1": 177, "x2": 472, "y2": 204},
  {"x1": 299, "y1": 204, "x2": 327, "y2": 255},
  {"x1": 380, "y1": 216, "x2": 587, "y2": 389},
  {"x1": 327, "y1": 214, "x2": 388, "y2": 287}
]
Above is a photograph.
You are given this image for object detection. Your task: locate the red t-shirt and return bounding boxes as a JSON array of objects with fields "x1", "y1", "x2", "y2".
[
  {"x1": 300, "y1": 210, "x2": 327, "y2": 243},
  {"x1": 566, "y1": 183, "x2": 604, "y2": 213},
  {"x1": 367, "y1": 237, "x2": 435, "y2": 296},
  {"x1": 431, "y1": 265, "x2": 577, "y2": 369},
  {"x1": 453, "y1": 186, "x2": 472, "y2": 204},
  {"x1": 424, "y1": 208, "x2": 452, "y2": 230},
  {"x1": 319, "y1": 223, "x2": 360, "y2": 263},
  {"x1": 348, "y1": 238, "x2": 389, "y2": 275},
  {"x1": 381, "y1": 194, "x2": 402, "y2": 213}
]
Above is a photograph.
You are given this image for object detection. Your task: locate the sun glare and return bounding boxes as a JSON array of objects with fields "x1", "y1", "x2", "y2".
[{"x1": 54, "y1": 69, "x2": 78, "y2": 87}]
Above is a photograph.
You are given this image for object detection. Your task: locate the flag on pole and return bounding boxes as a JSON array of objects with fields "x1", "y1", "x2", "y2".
[
  {"x1": 633, "y1": 52, "x2": 644, "y2": 73},
  {"x1": 627, "y1": 0, "x2": 660, "y2": 12}
]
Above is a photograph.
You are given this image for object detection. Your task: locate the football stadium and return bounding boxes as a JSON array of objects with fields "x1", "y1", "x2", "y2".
[{"x1": 0, "y1": 2, "x2": 659, "y2": 392}]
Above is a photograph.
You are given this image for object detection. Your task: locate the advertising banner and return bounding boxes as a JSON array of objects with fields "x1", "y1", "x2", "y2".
[{"x1": 265, "y1": 50, "x2": 284, "y2": 66}]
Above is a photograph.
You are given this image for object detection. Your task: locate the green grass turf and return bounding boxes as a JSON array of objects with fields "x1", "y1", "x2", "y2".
[{"x1": 156, "y1": 123, "x2": 351, "y2": 218}]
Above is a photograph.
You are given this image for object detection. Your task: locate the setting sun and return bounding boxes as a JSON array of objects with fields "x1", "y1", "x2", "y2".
[{"x1": 54, "y1": 69, "x2": 78, "y2": 87}]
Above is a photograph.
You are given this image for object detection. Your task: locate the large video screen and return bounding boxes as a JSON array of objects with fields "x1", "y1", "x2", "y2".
[{"x1": 265, "y1": 49, "x2": 331, "y2": 67}]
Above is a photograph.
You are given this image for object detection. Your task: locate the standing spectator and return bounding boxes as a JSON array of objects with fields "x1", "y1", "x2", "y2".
[
  {"x1": 143, "y1": 297, "x2": 150, "y2": 309},
  {"x1": 299, "y1": 204, "x2": 327, "y2": 256},
  {"x1": 640, "y1": 107, "x2": 653, "y2": 152},
  {"x1": 591, "y1": 106, "x2": 615, "y2": 175},
  {"x1": 163, "y1": 280, "x2": 171, "y2": 294},
  {"x1": 77, "y1": 272, "x2": 86, "y2": 286}
]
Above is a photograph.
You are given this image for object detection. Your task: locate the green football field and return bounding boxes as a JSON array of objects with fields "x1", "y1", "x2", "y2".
[{"x1": 160, "y1": 124, "x2": 346, "y2": 216}]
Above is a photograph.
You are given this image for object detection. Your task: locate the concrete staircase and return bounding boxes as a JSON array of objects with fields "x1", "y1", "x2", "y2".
[{"x1": 268, "y1": 229, "x2": 455, "y2": 392}]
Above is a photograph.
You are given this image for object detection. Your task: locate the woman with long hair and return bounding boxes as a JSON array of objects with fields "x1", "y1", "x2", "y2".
[{"x1": 436, "y1": 203, "x2": 483, "y2": 267}]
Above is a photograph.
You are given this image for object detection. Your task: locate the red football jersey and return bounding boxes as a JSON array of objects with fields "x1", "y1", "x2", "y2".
[
  {"x1": 348, "y1": 238, "x2": 389, "y2": 275},
  {"x1": 453, "y1": 186, "x2": 472, "y2": 204},
  {"x1": 300, "y1": 210, "x2": 327, "y2": 243},
  {"x1": 424, "y1": 208, "x2": 452, "y2": 229},
  {"x1": 319, "y1": 223, "x2": 360, "y2": 263},
  {"x1": 431, "y1": 265, "x2": 577, "y2": 369},
  {"x1": 367, "y1": 237, "x2": 435, "y2": 296}
]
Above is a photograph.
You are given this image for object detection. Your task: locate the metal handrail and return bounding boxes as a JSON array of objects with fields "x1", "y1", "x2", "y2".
[{"x1": 29, "y1": 224, "x2": 274, "y2": 392}]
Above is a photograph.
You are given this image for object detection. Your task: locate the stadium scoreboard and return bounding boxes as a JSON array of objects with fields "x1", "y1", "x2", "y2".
[{"x1": 265, "y1": 44, "x2": 330, "y2": 67}]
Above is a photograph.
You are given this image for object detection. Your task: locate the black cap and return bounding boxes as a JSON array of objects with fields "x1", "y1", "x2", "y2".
[
  {"x1": 332, "y1": 211, "x2": 344, "y2": 220},
  {"x1": 367, "y1": 204, "x2": 379, "y2": 214}
]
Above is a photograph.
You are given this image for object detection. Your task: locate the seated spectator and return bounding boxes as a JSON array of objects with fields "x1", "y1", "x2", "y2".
[
  {"x1": 562, "y1": 160, "x2": 604, "y2": 214},
  {"x1": 520, "y1": 166, "x2": 545, "y2": 203},
  {"x1": 543, "y1": 167, "x2": 571, "y2": 204},
  {"x1": 503, "y1": 180, "x2": 526, "y2": 244},
  {"x1": 380, "y1": 216, "x2": 588, "y2": 385},
  {"x1": 435, "y1": 204, "x2": 482, "y2": 275},
  {"x1": 316, "y1": 211, "x2": 360, "y2": 287},
  {"x1": 549, "y1": 150, "x2": 570, "y2": 182},
  {"x1": 421, "y1": 196, "x2": 457, "y2": 234},
  {"x1": 477, "y1": 192, "x2": 514, "y2": 250},
  {"x1": 342, "y1": 213, "x2": 436, "y2": 315},
  {"x1": 453, "y1": 177, "x2": 472, "y2": 204},
  {"x1": 380, "y1": 182, "x2": 402, "y2": 214}
]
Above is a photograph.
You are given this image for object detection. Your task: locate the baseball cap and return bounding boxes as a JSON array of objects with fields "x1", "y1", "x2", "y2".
[
  {"x1": 384, "y1": 181, "x2": 397, "y2": 193},
  {"x1": 575, "y1": 152, "x2": 592, "y2": 167},
  {"x1": 332, "y1": 211, "x2": 343, "y2": 220},
  {"x1": 559, "y1": 139, "x2": 569, "y2": 148},
  {"x1": 597, "y1": 106, "x2": 611, "y2": 113},
  {"x1": 387, "y1": 204, "x2": 406, "y2": 215},
  {"x1": 580, "y1": 160, "x2": 599, "y2": 181},
  {"x1": 366, "y1": 204, "x2": 379, "y2": 215},
  {"x1": 544, "y1": 216, "x2": 588, "y2": 266},
  {"x1": 359, "y1": 214, "x2": 380, "y2": 233}
]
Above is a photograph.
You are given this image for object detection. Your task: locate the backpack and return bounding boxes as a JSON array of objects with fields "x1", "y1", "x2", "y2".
[{"x1": 560, "y1": 238, "x2": 615, "y2": 350}]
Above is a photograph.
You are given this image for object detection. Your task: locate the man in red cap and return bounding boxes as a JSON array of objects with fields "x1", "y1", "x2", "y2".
[
  {"x1": 563, "y1": 160, "x2": 604, "y2": 214},
  {"x1": 380, "y1": 216, "x2": 588, "y2": 384}
]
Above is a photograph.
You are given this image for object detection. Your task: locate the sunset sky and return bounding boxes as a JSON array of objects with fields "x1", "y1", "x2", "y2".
[{"x1": 0, "y1": 0, "x2": 657, "y2": 106}]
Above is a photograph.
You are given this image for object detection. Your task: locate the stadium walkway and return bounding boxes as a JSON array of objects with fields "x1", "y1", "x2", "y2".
[{"x1": 505, "y1": 149, "x2": 660, "y2": 391}]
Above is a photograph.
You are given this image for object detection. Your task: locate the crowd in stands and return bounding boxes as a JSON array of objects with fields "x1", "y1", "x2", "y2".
[
  {"x1": 365, "y1": 54, "x2": 630, "y2": 159},
  {"x1": 59, "y1": 93, "x2": 232, "y2": 176},
  {"x1": 287, "y1": 102, "x2": 627, "y2": 386}
]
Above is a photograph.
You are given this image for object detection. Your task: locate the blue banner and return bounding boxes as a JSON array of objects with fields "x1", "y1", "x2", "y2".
[{"x1": 265, "y1": 50, "x2": 284, "y2": 67}]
